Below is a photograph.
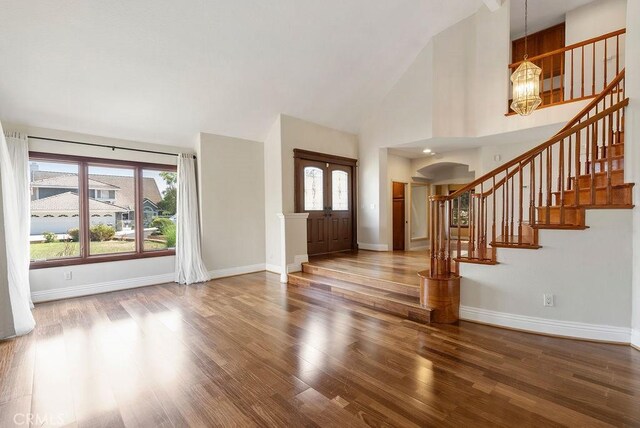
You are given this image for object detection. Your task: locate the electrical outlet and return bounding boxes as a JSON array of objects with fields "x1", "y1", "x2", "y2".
[
  {"x1": 543, "y1": 293, "x2": 554, "y2": 307},
  {"x1": 64, "y1": 271, "x2": 72, "y2": 280}
]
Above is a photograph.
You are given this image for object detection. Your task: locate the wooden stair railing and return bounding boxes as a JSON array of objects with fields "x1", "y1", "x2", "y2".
[
  {"x1": 422, "y1": 69, "x2": 629, "y2": 322},
  {"x1": 508, "y1": 28, "x2": 625, "y2": 112}
]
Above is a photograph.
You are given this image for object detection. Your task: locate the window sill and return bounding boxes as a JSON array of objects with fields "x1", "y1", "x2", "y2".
[{"x1": 29, "y1": 249, "x2": 176, "y2": 270}]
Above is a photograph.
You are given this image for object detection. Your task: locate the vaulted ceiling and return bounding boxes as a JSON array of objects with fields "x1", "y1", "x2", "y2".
[{"x1": 0, "y1": 0, "x2": 483, "y2": 147}]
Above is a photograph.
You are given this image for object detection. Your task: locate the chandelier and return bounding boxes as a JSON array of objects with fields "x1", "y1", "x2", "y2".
[{"x1": 510, "y1": 0, "x2": 541, "y2": 116}]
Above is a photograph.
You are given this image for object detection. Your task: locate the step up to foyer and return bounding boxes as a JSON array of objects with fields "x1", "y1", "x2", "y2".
[{"x1": 287, "y1": 251, "x2": 433, "y2": 324}]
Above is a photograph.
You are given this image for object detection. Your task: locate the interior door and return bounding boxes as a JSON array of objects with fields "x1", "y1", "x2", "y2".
[
  {"x1": 295, "y1": 150, "x2": 356, "y2": 256},
  {"x1": 392, "y1": 181, "x2": 405, "y2": 251}
]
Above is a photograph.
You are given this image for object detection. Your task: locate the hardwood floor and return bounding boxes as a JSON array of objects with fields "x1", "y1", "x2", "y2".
[{"x1": 1, "y1": 270, "x2": 639, "y2": 427}]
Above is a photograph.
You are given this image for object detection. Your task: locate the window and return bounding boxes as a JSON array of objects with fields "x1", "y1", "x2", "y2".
[
  {"x1": 450, "y1": 190, "x2": 471, "y2": 227},
  {"x1": 304, "y1": 166, "x2": 323, "y2": 211},
  {"x1": 331, "y1": 170, "x2": 349, "y2": 211},
  {"x1": 29, "y1": 153, "x2": 177, "y2": 268},
  {"x1": 143, "y1": 169, "x2": 177, "y2": 251}
]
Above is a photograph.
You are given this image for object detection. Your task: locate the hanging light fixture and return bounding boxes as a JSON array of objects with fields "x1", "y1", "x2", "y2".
[{"x1": 510, "y1": 0, "x2": 541, "y2": 116}]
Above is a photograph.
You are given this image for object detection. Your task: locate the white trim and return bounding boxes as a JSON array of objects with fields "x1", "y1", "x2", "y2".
[
  {"x1": 266, "y1": 263, "x2": 281, "y2": 274},
  {"x1": 632, "y1": 329, "x2": 640, "y2": 350},
  {"x1": 287, "y1": 254, "x2": 309, "y2": 274},
  {"x1": 276, "y1": 212, "x2": 309, "y2": 219},
  {"x1": 209, "y1": 263, "x2": 265, "y2": 279},
  {"x1": 358, "y1": 242, "x2": 389, "y2": 251},
  {"x1": 31, "y1": 272, "x2": 175, "y2": 303},
  {"x1": 460, "y1": 305, "x2": 631, "y2": 343}
]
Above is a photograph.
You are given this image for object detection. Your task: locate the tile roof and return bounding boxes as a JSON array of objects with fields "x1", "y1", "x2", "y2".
[
  {"x1": 32, "y1": 171, "x2": 163, "y2": 209},
  {"x1": 31, "y1": 174, "x2": 118, "y2": 190},
  {"x1": 31, "y1": 192, "x2": 129, "y2": 213}
]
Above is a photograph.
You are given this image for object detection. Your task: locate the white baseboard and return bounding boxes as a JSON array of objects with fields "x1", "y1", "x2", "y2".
[
  {"x1": 31, "y1": 272, "x2": 175, "y2": 303},
  {"x1": 460, "y1": 305, "x2": 631, "y2": 343},
  {"x1": 632, "y1": 329, "x2": 640, "y2": 350},
  {"x1": 266, "y1": 263, "x2": 281, "y2": 274},
  {"x1": 358, "y1": 242, "x2": 389, "y2": 251},
  {"x1": 209, "y1": 263, "x2": 265, "y2": 279}
]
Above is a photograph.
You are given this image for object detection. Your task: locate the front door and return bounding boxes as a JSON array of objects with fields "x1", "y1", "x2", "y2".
[{"x1": 295, "y1": 150, "x2": 356, "y2": 256}]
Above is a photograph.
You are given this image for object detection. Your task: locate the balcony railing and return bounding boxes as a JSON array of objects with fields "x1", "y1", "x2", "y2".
[{"x1": 508, "y1": 28, "x2": 625, "y2": 113}]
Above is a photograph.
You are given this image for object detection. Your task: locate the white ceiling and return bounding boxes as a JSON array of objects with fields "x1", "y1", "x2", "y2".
[
  {"x1": 510, "y1": 0, "x2": 596, "y2": 38},
  {"x1": 0, "y1": 0, "x2": 483, "y2": 147}
]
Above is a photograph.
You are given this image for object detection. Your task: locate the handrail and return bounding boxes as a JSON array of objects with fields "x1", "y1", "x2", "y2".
[
  {"x1": 508, "y1": 28, "x2": 625, "y2": 69},
  {"x1": 446, "y1": 69, "x2": 625, "y2": 201}
]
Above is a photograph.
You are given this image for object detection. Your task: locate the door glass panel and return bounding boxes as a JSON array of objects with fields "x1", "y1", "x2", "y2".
[
  {"x1": 332, "y1": 170, "x2": 349, "y2": 211},
  {"x1": 304, "y1": 166, "x2": 323, "y2": 211}
]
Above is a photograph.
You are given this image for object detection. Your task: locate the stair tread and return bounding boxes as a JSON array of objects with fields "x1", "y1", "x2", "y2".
[
  {"x1": 288, "y1": 271, "x2": 423, "y2": 306},
  {"x1": 304, "y1": 260, "x2": 422, "y2": 286},
  {"x1": 454, "y1": 247, "x2": 497, "y2": 264},
  {"x1": 491, "y1": 235, "x2": 541, "y2": 249}
]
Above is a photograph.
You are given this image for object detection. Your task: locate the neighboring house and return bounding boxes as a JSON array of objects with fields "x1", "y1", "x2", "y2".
[{"x1": 30, "y1": 172, "x2": 163, "y2": 235}]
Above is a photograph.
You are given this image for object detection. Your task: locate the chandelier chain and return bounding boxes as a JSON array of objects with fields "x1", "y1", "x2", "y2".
[{"x1": 524, "y1": 0, "x2": 528, "y2": 60}]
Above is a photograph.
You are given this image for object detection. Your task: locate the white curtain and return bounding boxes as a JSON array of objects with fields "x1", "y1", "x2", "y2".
[
  {"x1": 0, "y1": 124, "x2": 35, "y2": 339},
  {"x1": 175, "y1": 154, "x2": 210, "y2": 285}
]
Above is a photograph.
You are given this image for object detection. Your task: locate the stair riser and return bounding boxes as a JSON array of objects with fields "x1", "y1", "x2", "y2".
[
  {"x1": 535, "y1": 207, "x2": 584, "y2": 225},
  {"x1": 573, "y1": 170, "x2": 624, "y2": 188},
  {"x1": 302, "y1": 264, "x2": 420, "y2": 298},
  {"x1": 602, "y1": 143, "x2": 624, "y2": 157},
  {"x1": 555, "y1": 186, "x2": 632, "y2": 206},
  {"x1": 288, "y1": 275, "x2": 431, "y2": 323},
  {"x1": 587, "y1": 158, "x2": 624, "y2": 173}
]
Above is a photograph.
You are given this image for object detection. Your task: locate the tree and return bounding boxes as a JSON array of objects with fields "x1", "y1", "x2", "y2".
[{"x1": 158, "y1": 172, "x2": 177, "y2": 215}]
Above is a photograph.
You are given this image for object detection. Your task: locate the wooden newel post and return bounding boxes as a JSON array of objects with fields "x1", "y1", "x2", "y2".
[{"x1": 420, "y1": 195, "x2": 460, "y2": 323}]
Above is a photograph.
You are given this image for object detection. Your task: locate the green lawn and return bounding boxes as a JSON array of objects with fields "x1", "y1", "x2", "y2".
[{"x1": 30, "y1": 240, "x2": 168, "y2": 261}]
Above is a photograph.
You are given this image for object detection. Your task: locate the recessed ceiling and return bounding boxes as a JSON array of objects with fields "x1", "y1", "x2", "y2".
[
  {"x1": 0, "y1": 0, "x2": 483, "y2": 147},
  {"x1": 510, "y1": 0, "x2": 596, "y2": 38},
  {"x1": 387, "y1": 122, "x2": 564, "y2": 159}
]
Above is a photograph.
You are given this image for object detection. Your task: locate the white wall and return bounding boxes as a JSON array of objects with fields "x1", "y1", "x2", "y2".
[
  {"x1": 460, "y1": 210, "x2": 633, "y2": 341},
  {"x1": 198, "y1": 133, "x2": 265, "y2": 274},
  {"x1": 2, "y1": 124, "x2": 186, "y2": 300},
  {"x1": 264, "y1": 116, "x2": 283, "y2": 269},
  {"x1": 624, "y1": 0, "x2": 640, "y2": 348}
]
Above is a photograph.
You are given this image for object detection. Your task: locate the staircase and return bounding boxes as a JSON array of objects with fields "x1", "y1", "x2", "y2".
[
  {"x1": 433, "y1": 69, "x2": 630, "y2": 273},
  {"x1": 287, "y1": 69, "x2": 630, "y2": 325}
]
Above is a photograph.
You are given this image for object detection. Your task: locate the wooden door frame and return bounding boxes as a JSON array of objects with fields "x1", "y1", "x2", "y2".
[{"x1": 294, "y1": 149, "x2": 358, "y2": 252}]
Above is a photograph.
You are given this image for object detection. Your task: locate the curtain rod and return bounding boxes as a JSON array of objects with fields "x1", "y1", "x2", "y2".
[{"x1": 27, "y1": 136, "x2": 196, "y2": 159}]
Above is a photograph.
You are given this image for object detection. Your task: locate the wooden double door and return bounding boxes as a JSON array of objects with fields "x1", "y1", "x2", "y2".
[{"x1": 294, "y1": 149, "x2": 357, "y2": 256}]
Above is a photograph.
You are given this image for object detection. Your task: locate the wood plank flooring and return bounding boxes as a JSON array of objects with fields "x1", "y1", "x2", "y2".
[{"x1": 1, "y1": 269, "x2": 639, "y2": 427}]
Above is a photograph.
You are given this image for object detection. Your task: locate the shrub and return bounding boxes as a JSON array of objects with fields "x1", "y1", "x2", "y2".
[
  {"x1": 67, "y1": 228, "x2": 80, "y2": 242},
  {"x1": 151, "y1": 217, "x2": 173, "y2": 234},
  {"x1": 164, "y1": 224, "x2": 177, "y2": 248},
  {"x1": 43, "y1": 231, "x2": 58, "y2": 243},
  {"x1": 90, "y1": 224, "x2": 116, "y2": 242}
]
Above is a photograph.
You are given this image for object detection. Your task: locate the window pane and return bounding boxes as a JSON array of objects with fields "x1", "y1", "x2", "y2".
[
  {"x1": 304, "y1": 167, "x2": 323, "y2": 211},
  {"x1": 143, "y1": 169, "x2": 177, "y2": 251},
  {"x1": 88, "y1": 165, "x2": 136, "y2": 255},
  {"x1": 332, "y1": 170, "x2": 349, "y2": 211},
  {"x1": 29, "y1": 160, "x2": 81, "y2": 261}
]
